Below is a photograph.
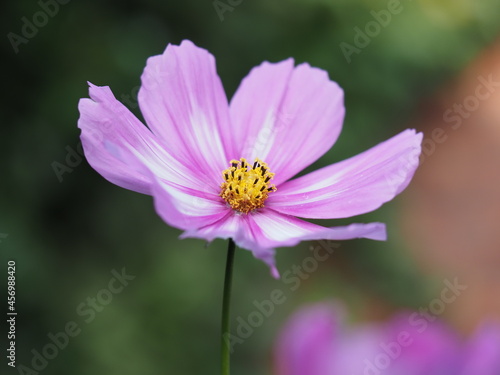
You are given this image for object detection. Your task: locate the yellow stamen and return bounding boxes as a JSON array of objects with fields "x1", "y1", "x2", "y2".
[{"x1": 220, "y1": 158, "x2": 277, "y2": 214}]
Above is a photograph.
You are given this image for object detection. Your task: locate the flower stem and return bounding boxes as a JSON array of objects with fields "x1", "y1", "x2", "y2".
[{"x1": 221, "y1": 238, "x2": 236, "y2": 375}]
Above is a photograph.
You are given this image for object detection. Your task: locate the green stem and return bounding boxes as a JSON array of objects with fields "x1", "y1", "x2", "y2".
[{"x1": 221, "y1": 238, "x2": 236, "y2": 375}]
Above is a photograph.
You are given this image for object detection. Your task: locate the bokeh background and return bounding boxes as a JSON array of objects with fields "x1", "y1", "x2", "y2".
[{"x1": 2, "y1": 0, "x2": 500, "y2": 374}]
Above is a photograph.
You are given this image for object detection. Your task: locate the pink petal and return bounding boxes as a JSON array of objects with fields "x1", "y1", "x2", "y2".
[
  {"x1": 151, "y1": 176, "x2": 230, "y2": 232},
  {"x1": 181, "y1": 208, "x2": 385, "y2": 278},
  {"x1": 383, "y1": 313, "x2": 460, "y2": 374},
  {"x1": 138, "y1": 40, "x2": 233, "y2": 186},
  {"x1": 78, "y1": 83, "x2": 210, "y2": 195},
  {"x1": 244, "y1": 209, "x2": 386, "y2": 277},
  {"x1": 275, "y1": 303, "x2": 342, "y2": 375},
  {"x1": 332, "y1": 326, "x2": 386, "y2": 374},
  {"x1": 230, "y1": 60, "x2": 345, "y2": 185},
  {"x1": 268, "y1": 129, "x2": 422, "y2": 219},
  {"x1": 246, "y1": 209, "x2": 386, "y2": 246},
  {"x1": 461, "y1": 323, "x2": 500, "y2": 375}
]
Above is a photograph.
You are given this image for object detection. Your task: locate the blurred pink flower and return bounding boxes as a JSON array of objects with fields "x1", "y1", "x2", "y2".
[
  {"x1": 77, "y1": 40, "x2": 422, "y2": 277},
  {"x1": 275, "y1": 303, "x2": 500, "y2": 375}
]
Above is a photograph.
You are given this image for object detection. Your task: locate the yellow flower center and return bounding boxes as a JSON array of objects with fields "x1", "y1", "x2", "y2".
[{"x1": 220, "y1": 158, "x2": 277, "y2": 214}]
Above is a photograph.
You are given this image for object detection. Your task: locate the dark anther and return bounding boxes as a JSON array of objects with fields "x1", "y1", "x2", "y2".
[
  {"x1": 264, "y1": 176, "x2": 271, "y2": 183},
  {"x1": 260, "y1": 186, "x2": 266, "y2": 192},
  {"x1": 253, "y1": 178, "x2": 259, "y2": 184}
]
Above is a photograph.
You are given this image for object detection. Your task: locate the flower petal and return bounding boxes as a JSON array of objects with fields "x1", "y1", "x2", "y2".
[
  {"x1": 78, "y1": 83, "x2": 210, "y2": 195},
  {"x1": 151, "y1": 176, "x2": 230, "y2": 232},
  {"x1": 78, "y1": 83, "x2": 152, "y2": 194},
  {"x1": 181, "y1": 208, "x2": 385, "y2": 278},
  {"x1": 268, "y1": 129, "x2": 423, "y2": 219},
  {"x1": 461, "y1": 323, "x2": 500, "y2": 375},
  {"x1": 246, "y1": 209, "x2": 386, "y2": 246},
  {"x1": 275, "y1": 303, "x2": 341, "y2": 375},
  {"x1": 138, "y1": 40, "x2": 233, "y2": 185},
  {"x1": 230, "y1": 60, "x2": 345, "y2": 185},
  {"x1": 383, "y1": 313, "x2": 460, "y2": 374}
]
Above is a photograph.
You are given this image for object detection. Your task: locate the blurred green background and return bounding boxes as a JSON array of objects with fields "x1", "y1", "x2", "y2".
[{"x1": 2, "y1": 0, "x2": 500, "y2": 374}]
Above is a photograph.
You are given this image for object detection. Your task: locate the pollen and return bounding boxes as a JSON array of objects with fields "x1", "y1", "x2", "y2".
[{"x1": 220, "y1": 158, "x2": 277, "y2": 214}]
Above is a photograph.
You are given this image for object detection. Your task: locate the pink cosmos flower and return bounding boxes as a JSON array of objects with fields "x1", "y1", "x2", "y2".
[
  {"x1": 275, "y1": 303, "x2": 500, "y2": 375},
  {"x1": 77, "y1": 40, "x2": 422, "y2": 277}
]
